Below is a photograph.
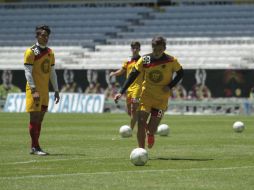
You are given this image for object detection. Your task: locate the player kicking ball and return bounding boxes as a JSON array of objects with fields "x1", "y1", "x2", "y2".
[{"x1": 114, "y1": 36, "x2": 184, "y2": 149}]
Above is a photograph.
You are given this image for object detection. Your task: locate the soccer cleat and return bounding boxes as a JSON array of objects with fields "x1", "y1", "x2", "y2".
[
  {"x1": 147, "y1": 133, "x2": 155, "y2": 149},
  {"x1": 30, "y1": 147, "x2": 49, "y2": 156}
]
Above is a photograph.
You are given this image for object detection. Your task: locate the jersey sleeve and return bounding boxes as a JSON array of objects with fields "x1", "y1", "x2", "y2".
[
  {"x1": 134, "y1": 57, "x2": 144, "y2": 73},
  {"x1": 173, "y1": 58, "x2": 183, "y2": 72},
  {"x1": 24, "y1": 48, "x2": 35, "y2": 65},
  {"x1": 50, "y1": 49, "x2": 55, "y2": 66},
  {"x1": 122, "y1": 61, "x2": 128, "y2": 69}
]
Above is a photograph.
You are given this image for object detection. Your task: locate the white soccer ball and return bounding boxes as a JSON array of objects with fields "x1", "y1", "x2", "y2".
[
  {"x1": 157, "y1": 124, "x2": 170, "y2": 136},
  {"x1": 130, "y1": 148, "x2": 148, "y2": 166},
  {"x1": 233, "y1": 121, "x2": 245, "y2": 133},
  {"x1": 119, "y1": 125, "x2": 132, "y2": 138}
]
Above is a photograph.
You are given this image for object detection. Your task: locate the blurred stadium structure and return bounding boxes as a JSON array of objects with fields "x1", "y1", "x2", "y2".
[{"x1": 0, "y1": 0, "x2": 253, "y2": 114}]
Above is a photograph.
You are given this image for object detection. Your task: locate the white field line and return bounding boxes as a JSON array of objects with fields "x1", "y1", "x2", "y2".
[
  {"x1": 1, "y1": 157, "x2": 118, "y2": 165},
  {"x1": 3, "y1": 158, "x2": 88, "y2": 165},
  {"x1": 1, "y1": 165, "x2": 254, "y2": 180}
]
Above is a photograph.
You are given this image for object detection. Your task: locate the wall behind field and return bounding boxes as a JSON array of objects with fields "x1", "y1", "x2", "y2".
[{"x1": 0, "y1": 69, "x2": 253, "y2": 98}]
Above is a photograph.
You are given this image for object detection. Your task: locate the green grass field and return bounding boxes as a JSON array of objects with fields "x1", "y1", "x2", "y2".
[{"x1": 0, "y1": 113, "x2": 253, "y2": 190}]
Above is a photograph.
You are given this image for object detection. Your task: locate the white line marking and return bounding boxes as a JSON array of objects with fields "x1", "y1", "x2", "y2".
[
  {"x1": 1, "y1": 165, "x2": 254, "y2": 180},
  {"x1": 2, "y1": 158, "x2": 86, "y2": 165},
  {"x1": 1, "y1": 157, "x2": 119, "y2": 165}
]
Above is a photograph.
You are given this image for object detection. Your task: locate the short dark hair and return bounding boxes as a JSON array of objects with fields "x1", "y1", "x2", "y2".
[
  {"x1": 152, "y1": 36, "x2": 166, "y2": 48},
  {"x1": 35, "y1": 25, "x2": 51, "y2": 36},
  {"x1": 130, "y1": 41, "x2": 141, "y2": 48}
]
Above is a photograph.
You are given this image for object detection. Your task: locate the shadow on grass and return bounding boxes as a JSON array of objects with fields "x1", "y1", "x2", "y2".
[{"x1": 150, "y1": 157, "x2": 214, "y2": 161}]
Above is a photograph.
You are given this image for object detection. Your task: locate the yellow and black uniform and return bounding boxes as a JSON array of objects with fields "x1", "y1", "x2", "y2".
[
  {"x1": 24, "y1": 44, "x2": 55, "y2": 112},
  {"x1": 122, "y1": 56, "x2": 143, "y2": 104},
  {"x1": 135, "y1": 53, "x2": 182, "y2": 112}
]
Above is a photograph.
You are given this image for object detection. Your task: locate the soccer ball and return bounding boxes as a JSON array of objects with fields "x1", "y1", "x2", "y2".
[
  {"x1": 157, "y1": 124, "x2": 170, "y2": 136},
  {"x1": 119, "y1": 125, "x2": 132, "y2": 138},
  {"x1": 233, "y1": 121, "x2": 245, "y2": 133},
  {"x1": 130, "y1": 148, "x2": 148, "y2": 166}
]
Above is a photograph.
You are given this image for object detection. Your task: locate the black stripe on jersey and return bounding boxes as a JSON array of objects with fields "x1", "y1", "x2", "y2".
[
  {"x1": 150, "y1": 53, "x2": 173, "y2": 63},
  {"x1": 143, "y1": 53, "x2": 174, "y2": 68},
  {"x1": 24, "y1": 63, "x2": 33, "y2": 65},
  {"x1": 120, "y1": 68, "x2": 140, "y2": 94},
  {"x1": 34, "y1": 49, "x2": 50, "y2": 61},
  {"x1": 31, "y1": 44, "x2": 50, "y2": 61},
  {"x1": 51, "y1": 64, "x2": 55, "y2": 66}
]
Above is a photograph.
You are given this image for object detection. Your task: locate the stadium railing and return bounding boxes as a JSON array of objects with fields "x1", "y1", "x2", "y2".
[
  {"x1": 1, "y1": 37, "x2": 254, "y2": 70},
  {"x1": 105, "y1": 98, "x2": 254, "y2": 115},
  {"x1": 170, "y1": 0, "x2": 254, "y2": 5},
  {"x1": 0, "y1": 0, "x2": 158, "y2": 8}
]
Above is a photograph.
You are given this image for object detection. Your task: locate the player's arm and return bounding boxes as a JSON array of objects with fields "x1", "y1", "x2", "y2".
[
  {"x1": 109, "y1": 68, "x2": 126, "y2": 77},
  {"x1": 114, "y1": 68, "x2": 140, "y2": 103},
  {"x1": 24, "y1": 64, "x2": 40, "y2": 102},
  {"x1": 50, "y1": 65, "x2": 60, "y2": 104},
  {"x1": 120, "y1": 67, "x2": 140, "y2": 94},
  {"x1": 167, "y1": 67, "x2": 184, "y2": 90},
  {"x1": 24, "y1": 48, "x2": 40, "y2": 102},
  {"x1": 24, "y1": 49, "x2": 36, "y2": 91},
  {"x1": 24, "y1": 64, "x2": 35, "y2": 91}
]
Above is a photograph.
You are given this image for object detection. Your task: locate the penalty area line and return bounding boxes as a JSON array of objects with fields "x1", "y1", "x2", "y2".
[{"x1": 1, "y1": 165, "x2": 254, "y2": 180}]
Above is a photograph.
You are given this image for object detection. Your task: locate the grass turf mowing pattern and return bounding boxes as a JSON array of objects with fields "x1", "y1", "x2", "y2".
[{"x1": 0, "y1": 113, "x2": 253, "y2": 190}]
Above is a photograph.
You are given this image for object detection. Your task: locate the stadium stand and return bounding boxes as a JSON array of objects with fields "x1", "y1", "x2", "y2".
[
  {"x1": 87, "y1": 40, "x2": 254, "y2": 69},
  {"x1": 0, "y1": 1, "x2": 253, "y2": 70},
  {"x1": 0, "y1": 5, "x2": 153, "y2": 46}
]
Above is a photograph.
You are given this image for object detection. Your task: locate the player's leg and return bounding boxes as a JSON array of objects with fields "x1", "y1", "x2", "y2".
[
  {"x1": 37, "y1": 109, "x2": 47, "y2": 145},
  {"x1": 29, "y1": 111, "x2": 42, "y2": 153},
  {"x1": 30, "y1": 110, "x2": 48, "y2": 155},
  {"x1": 29, "y1": 93, "x2": 49, "y2": 155},
  {"x1": 26, "y1": 87, "x2": 41, "y2": 151},
  {"x1": 137, "y1": 110, "x2": 150, "y2": 148},
  {"x1": 34, "y1": 103, "x2": 49, "y2": 155},
  {"x1": 130, "y1": 100, "x2": 139, "y2": 130},
  {"x1": 146, "y1": 108, "x2": 164, "y2": 149},
  {"x1": 126, "y1": 102, "x2": 131, "y2": 117}
]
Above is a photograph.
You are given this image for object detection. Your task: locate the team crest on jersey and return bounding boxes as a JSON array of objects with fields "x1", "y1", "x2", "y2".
[
  {"x1": 148, "y1": 70, "x2": 163, "y2": 83},
  {"x1": 41, "y1": 59, "x2": 50, "y2": 73}
]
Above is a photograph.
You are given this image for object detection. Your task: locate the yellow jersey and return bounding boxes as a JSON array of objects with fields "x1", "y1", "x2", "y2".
[
  {"x1": 135, "y1": 53, "x2": 182, "y2": 101},
  {"x1": 122, "y1": 56, "x2": 143, "y2": 95},
  {"x1": 24, "y1": 44, "x2": 55, "y2": 94}
]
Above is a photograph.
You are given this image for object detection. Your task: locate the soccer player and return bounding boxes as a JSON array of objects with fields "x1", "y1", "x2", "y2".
[
  {"x1": 109, "y1": 41, "x2": 143, "y2": 130},
  {"x1": 114, "y1": 36, "x2": 184, "y2": 149},
  {"x1": 24, "y1": 25, "x2": 60, "y2": 155}
]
